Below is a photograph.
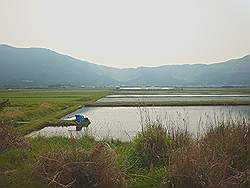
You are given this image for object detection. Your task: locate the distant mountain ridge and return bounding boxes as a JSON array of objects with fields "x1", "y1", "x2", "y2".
[{"x1": 0, "y1": 44, "x2": 249, "y2": 88}]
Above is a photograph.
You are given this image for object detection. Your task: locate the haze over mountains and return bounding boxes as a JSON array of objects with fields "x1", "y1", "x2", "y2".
[{"x1": 0, "y1": 44, "x2": 249, "y2": 88}]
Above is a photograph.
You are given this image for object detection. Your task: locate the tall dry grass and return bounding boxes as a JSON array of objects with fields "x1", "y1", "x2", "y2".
[
  {"x1": 134, "y1": 107, "x2": 192, "y2": 168},
  {"x1": 162, "y1": 118, "x2": 249, "y2": 188},
  {"x1": 37, "y1": 143, "x2": 126, "y2": 188}
]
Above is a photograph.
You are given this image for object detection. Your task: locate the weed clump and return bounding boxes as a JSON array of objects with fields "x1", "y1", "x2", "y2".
[
  {"x1": 37, "y1": 143, "x2": 126, "y2": 188},
  {"x1": 134, "y1": 123, "x2": 191, "y2": 168},
  {"x1": 0, "y1": 99, "x2": 10, "y2": 110},
  {"x1": 134, "y1": 124, "x2": 171, "y2": 167},
  {"x1": 0, "y1": 121, "x2": 30, "y2": 151},
  {"x1": 163, "y1": 120, "x2": 249, "y2": 188}
]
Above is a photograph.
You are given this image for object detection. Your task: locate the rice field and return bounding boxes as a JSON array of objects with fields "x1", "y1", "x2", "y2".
[
  {"x1": 0, "y1": 89, "x2": 110, "y2": 134},
  {"x1": 94, "y1": 87, "x2": 250, "y2": 106}
]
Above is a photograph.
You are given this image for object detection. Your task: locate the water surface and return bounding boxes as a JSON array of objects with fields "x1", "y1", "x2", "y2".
[
  {"x1": 29, "y1": 106, "x2": 250, "y2": 141},
  {"x1": 97, "y1": 94, "x2": 250, "y2": 104}
]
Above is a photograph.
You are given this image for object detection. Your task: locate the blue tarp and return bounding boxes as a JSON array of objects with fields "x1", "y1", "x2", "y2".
[{"x1": 75, "y1": 114, "x2": 85, "y2": 124}]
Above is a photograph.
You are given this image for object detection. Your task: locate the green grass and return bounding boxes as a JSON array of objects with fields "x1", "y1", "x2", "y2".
[
  {"x1": 0, "y1": 89, "x2": 111, "y2": 134},
  {"x1": 0, "y1": 133, "x2": 99, "y2": 188},
  {"x1": 0, "y1": 137, "x2": 167, "y2": 188}
]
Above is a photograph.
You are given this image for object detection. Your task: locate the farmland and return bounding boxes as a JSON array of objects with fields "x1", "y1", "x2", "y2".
[
  {"x1": 0, "y1": 89, "x2": 110, "y2": 134},
  {"x1": 94, "y1": 87, "x2": 250, "y2": 106},
  {"x1": 1, "y1": 87, "x2": 250, "y2": 135},
  {"x1": 0, "y1": 88, "x2": 249, "y2": 188}
]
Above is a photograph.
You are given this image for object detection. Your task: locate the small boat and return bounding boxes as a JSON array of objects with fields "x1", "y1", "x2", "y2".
[{"x1": 75, "y1": 114, "x2": 90, "y2": 131}]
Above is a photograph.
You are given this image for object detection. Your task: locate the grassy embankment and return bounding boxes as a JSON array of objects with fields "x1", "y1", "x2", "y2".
[{"x1": 0, "y1": 89, "x2": 110, "y2": 135}]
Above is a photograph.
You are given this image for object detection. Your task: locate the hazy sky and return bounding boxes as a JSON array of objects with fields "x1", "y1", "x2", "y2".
[{"x1": 0, "y1": 0, "x2": 250, "y2": 68}]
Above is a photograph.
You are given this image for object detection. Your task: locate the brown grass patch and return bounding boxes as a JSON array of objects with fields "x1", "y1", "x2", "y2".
[
  {"x1": 39, "y1": 102, "x2": 52, "y2": 109},
  {"x1": 162, "y1": 120, "x2": 249, "y2": 188},
  {"x1": 37, "y1": 143, "x2": 126, "y2": 188},
  {"x1": 0, "y1": 110, "x2": 25, "y2": 119}
]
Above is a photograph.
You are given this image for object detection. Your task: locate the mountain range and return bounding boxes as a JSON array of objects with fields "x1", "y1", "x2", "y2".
[{"x1": 0, "y1": 44, "x2": 249, "y2": 88}]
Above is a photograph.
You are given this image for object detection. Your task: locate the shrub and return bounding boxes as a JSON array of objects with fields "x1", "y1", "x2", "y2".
[{"x1": 37, "y1": 143, "x2": 126, "y2": 188}]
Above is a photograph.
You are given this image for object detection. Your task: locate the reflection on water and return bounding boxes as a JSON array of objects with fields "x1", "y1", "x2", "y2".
[{"x1": 29, "y1": 106, "x2": 250, "y2": 141}]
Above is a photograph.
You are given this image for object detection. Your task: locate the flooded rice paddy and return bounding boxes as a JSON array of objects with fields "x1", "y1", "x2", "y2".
[
  {"x1": 95, "y1": 94, "x2": 250, "y2": 105},
  {"x1": 29, "y1": 105, "x2": 250, "y2": 141}
]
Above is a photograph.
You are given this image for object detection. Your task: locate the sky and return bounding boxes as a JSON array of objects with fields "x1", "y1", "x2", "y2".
[{"x1": 0, "y1": 0, "x2": 250, "y2": 68}]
